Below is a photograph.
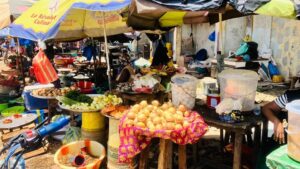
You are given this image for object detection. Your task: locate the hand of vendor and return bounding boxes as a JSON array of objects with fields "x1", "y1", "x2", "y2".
[
  {"x1": 263, "y1": 89, "x2": 300, "y2": 144},
  {"x1": 273, "y1": 120, "x2": 285, "y2": 144}
]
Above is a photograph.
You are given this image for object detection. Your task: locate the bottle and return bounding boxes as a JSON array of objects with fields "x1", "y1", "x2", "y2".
[
  {"x1": 253, "y1": 104, "x2": 261, "y2": 116},
  {"x1": 216, "y1": 51, "x2": 224, "y2": 73}
]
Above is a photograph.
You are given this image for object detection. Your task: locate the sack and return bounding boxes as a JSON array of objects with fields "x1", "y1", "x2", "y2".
[
  {"x1": 32, "y1": 50, "x2": 58, "y2": 84},
  {"x1": 181, "y1": 36, "x2": 195, "y2": 55}
]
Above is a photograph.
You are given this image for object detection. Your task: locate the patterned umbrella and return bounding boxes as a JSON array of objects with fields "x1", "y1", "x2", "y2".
[{"x1": 10, "y1": 0, "x2": 132, "y2": 91}]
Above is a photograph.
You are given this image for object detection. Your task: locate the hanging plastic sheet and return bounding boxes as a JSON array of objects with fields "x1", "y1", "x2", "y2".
[
  {"x1": 148, "y1": 0, "x2": 226, "y2": 11},
  {"x1": 295, "y1": 0, "x2": 300, "y2": 19},
  {"x1": 229, "y1": 0, "x2": 270, "y2": 14},
  {"x1": 255, "y1": 0, "x2": 296, "y2": 19}
]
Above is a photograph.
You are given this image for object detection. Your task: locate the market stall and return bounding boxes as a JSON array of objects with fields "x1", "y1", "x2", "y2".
[{"x1": 2, "y1": 0, "x2": 300, "y2": 168}]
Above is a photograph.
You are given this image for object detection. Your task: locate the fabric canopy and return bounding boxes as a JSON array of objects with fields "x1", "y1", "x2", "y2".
[
  {"x1": 125, "y1": 0, "x2": 299, "y2": 30},
  {"x1": 125, "y1": 0, "x2": 239, "y2": 30},
  {"x1": 0, "y1": 0, "x2": 38, "y2": 29},
  {"x1": 10, "y1": 0, "x2": 131, "y2": 41}
]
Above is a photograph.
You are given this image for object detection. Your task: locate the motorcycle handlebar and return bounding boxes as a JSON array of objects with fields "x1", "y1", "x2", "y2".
[{"x1": 37, "y1": 117, "x2": 70, "y2": 138}]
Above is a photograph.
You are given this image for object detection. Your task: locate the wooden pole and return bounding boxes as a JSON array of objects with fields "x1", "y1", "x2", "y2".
[
  {"x1": 102, "y1": 12, "x2": 112, "y2": 91},
  {"x1": 218, "y1": 13, "x2": 223, "y2": 54},
  {"x1": 17, "y1": 38, "x2": 26, "y2": 87}
]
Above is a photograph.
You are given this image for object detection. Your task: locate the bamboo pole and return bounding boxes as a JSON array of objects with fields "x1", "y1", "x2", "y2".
[{"x1": 102, "y1": 12, "x2": 112, "y2": 91}]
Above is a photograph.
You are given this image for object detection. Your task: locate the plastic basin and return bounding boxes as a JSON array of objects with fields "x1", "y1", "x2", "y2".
[
  {"x1": 54, "y1": 140, "x2": 106, "y2": 169},
  {"x1": 75, "y1": 81, "x2": 94, "y2": 89}
]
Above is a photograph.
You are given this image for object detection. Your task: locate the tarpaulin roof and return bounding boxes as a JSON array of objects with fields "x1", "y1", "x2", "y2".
[
  {"x1": 125, "y1": 0, "x2": 299, "y2": 30},
  {"x1": 0, "y1": 0, "x2": 38, "y2": 29},
  {"x1": 124, "y1": 0, "x2": 236, "y2": 30}
]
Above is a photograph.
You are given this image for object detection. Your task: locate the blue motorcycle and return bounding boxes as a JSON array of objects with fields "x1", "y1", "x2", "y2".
[{"x1": 0, "y1": 116, "x2": 70, "y2": 169}]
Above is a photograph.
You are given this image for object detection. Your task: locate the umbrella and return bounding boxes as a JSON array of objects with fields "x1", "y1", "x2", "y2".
[
  {"x1": 10, "y1": 0, "x2": 131, "y2": 91},
  {"x1": 0, "y1": 0, "x2": 38, "y2": 29},
  {"x1": 10, "y1": 0, "x2": 131, "y2": 41}
]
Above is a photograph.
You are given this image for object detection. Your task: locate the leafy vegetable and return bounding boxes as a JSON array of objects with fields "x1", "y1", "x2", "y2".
[
  {"x1": 76, "y1": 95, "x2": 93, "y2": 104},
  {"x1": 65, "y1": 90, "x2": 81, "y2": 100},
  {"x1": 63, "y1": 127, "x2": 81, "y2": 145},
  {"x1": 65, "y1": 91, "x2": 93, "y2": 104},
  {"x1": 57, "y1": 96, "x2": 79, "y2": 106}
]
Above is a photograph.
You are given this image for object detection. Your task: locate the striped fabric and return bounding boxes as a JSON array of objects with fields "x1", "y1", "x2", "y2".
[{"x1": 274, "y1": 94, "x2": 288, "y2": 109}]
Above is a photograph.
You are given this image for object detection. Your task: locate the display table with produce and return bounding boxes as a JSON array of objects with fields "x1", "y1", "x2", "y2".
[
  {"x1": 115, "y1": 75, "x2": 169, "y2": 105},
  {"x1": 0, "y1": 114, "x2": 38, "y2": 140},
  {"x1": 31, "y1": 87, "x2": 77, "y2": 122},
  {"x1": 57, "y1": 91, "x2": 122, "y2": 144},
  {"x1": 118, "y1": 100, "x2": 208, "y2": 169}
]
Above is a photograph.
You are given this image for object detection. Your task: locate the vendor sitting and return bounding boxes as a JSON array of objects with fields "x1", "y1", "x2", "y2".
[{"x1": 262, "y1": 89, "x2": 300, "y2": 144}]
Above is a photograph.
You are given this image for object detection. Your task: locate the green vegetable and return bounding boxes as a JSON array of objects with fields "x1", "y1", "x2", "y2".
[
  {"x1": 65, "y1": 91, "x2": 93, "y2": 104},
  {"x1": 65, "y1": 90, "x2": 81, "y2": 100},
  {"x1": 57, "y1": 96, "x2": 79, "y2": 106},
  {"x1": 63, "y1": 127, "x2": 81, "y2": 145},
  {"x1": 1, "y1": 106, "x2": 25, "y2": 117},
  {"x1": 75, "y1": 95, "x2": 93, "y2": 104}
]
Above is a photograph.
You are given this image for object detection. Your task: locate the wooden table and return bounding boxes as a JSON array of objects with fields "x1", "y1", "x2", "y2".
[
  {"x1": 139, "y1": 139, "x2": 187, "y2": 169},
  {"x1": 194, "y1": 105, "x2": 267, "y2": 169},
  {"x1": 0, "y1": 114, "x2": 38, "y2": 141}
]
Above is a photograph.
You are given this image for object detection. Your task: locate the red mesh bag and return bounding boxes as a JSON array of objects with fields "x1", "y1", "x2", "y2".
[{"x1": 32, "y1": 50, "x2": 58, "y2": 84}]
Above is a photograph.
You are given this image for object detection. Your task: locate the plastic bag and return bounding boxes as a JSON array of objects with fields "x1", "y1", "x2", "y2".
[
  {"x1": 268, "y1": 61, "x2": 280, "y2": 77},
  {"x1": 255, "y1": 0, "x2": 296, "y2": 19},
  {"x1": 216, "y1": 98, "x2": 243, "y2": 115},
  {"x1": 229, "y1": 0, "x2": 270, "y2": 14},
  {"x1": 133, "y1": 75, "x2": 159, "y2": 89},
  {"x1": 32, "y1": 50, "x2": 58, "y2": 84},
  {"x1": 235, "y1": 43, "x2": 249, "y2": 56}
]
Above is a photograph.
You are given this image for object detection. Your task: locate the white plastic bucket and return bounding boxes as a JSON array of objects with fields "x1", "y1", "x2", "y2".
[
  {"x1": 171, "y1": 74, "x2": 198, "y2": 109},
  {"x1": 218, "y1": 69, "x2": 258, "y2": 111},
  {"x1": 286, "y1": 100, "x2": 300, "y2": 162}
]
